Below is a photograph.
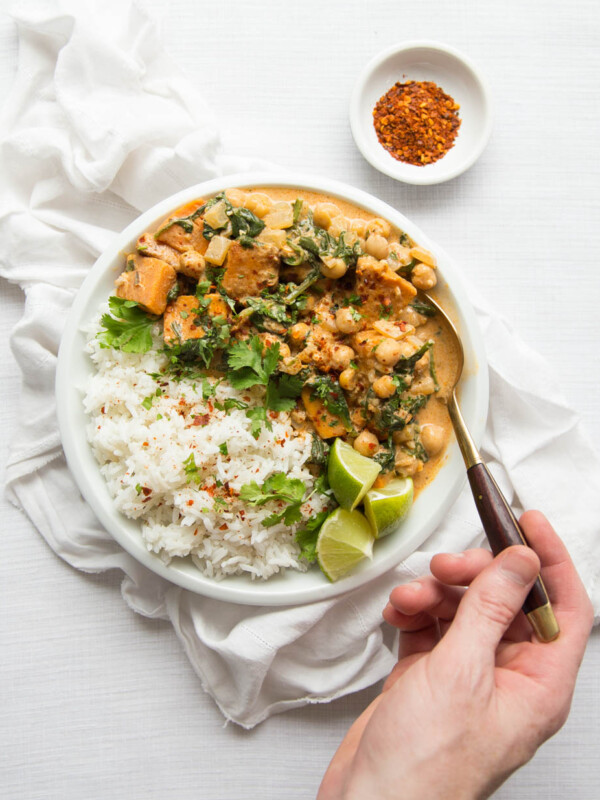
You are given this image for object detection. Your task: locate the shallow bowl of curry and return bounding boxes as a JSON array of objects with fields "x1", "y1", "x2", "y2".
[{"x1": 56, "y1": 173, "x2": 488, "y2": 606}]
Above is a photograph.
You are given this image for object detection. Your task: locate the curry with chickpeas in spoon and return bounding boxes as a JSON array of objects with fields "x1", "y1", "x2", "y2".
[{"x1": 111, "y1": 187, "x2": 456, "y2": 496}]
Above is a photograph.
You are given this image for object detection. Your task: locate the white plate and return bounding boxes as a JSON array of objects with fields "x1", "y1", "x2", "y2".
[
  {"x1": 350, "y1": 41, "x2": 493, "y2": 185},
  {"x1": 56, "y1": 173, "x2": 488, "y2": 606}
]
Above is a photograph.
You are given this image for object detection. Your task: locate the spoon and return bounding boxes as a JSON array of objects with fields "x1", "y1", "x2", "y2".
[{"x1": 422, "y1": 293, "x2": 560, "y2": 643}]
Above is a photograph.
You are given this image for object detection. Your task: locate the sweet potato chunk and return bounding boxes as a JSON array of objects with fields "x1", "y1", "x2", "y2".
[
  {"x1": 163, "y1": 296, "x2": 203, "y2": 344},
  {"x1": 355, "y1": 256, "x2": 416, "y2": 322},
  {"x1": 155, "y1": 200, "x2": 208, "y2": 255},
  {"x1": 163, "y1": 294, "x2": 232, "y2": 345},
  {"x1": 115, "y1": 255, "x2": 176, "y2": 316},
  {"x1": 221, "y1": 241, "x2": 280, "y2": 300},
  {"x1": 301, "y1": 387, "x2": 347, "y2": 439}
]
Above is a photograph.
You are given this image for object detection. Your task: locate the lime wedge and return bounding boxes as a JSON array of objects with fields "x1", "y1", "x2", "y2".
[
  {"x1": 316, "y1": 508, "x2": 374, "y2": 582},
  {"x1": 328, "y1": 438, "x2": 382, "y2": 510},
  {"x1": 363, "y1": 477, "x2": 414, "y2": 539}
]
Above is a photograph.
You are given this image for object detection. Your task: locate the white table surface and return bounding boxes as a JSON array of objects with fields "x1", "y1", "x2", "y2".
[{"x1": 1, "y1": 1, "x2": 599, "y2": 798}]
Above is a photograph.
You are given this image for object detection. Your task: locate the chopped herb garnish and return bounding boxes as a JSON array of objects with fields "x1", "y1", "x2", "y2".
[
  {"x1": 239, "y1": 472, "x2": 325, "y2": 529},
  {"x1": 306, "y1": 375, "x2": 352, "y2": 429},
  {"x1": 394, "y1": 341, "x2": 434, "y2": 374},
  {"x1": 183, "y1": 453, "x2": 201, "y2": 482},
  {"x1": 97, "y1": 297, "x2": 156, "y2": 353},
  {"x1": 309, "y1": 433, "x2": 330, "y2": 467},
  {"x1": 218, "y1": 442, "x2": 229, "y2": 456},
  {"x1": 292, "y1": 198, "x2": 303, "y2": 224},
  {"x1": 295, "y1": 509, "x2": 331, "y2": 562},
  {"x1": 245, "y1": 406, "x2": 270, "y2": 439},
  {"x1": 374, "y1": 434, "x2": 396, "y2": 473},
  {"x1": 227, "y1": 335, "x2": 280, "y2": 389},
  {"x1": 409, "y1": 300, "x2": 437, "y2": 317}
]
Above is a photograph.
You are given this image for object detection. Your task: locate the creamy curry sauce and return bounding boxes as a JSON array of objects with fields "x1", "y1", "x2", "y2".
[{"x1": 114, "y1": 186, "x2": 459, "y2": 496}]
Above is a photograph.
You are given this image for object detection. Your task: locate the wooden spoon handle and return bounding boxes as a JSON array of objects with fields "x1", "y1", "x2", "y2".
[{"x1": 467, "y1": 462, "x2": 559, "y2": 641}]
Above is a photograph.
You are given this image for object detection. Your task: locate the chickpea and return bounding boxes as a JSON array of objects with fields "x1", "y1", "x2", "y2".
[
  {"x1": 354, "y1": 429, "x2": 379, "y2": 457},
  {"x1": 341, "y1": 229, "x2": 360, "y2": 247},
  {"x1": 395, "y1": 452, "x2": 421, "y2": 476},
  {"x1": 330, "y1": 344, "x2": 355, "y2": 371},
  {"x1": 411, "y1": 263, "x2": 437, "y2": 290},
  {"x1": 278, "y1": 342, "x2": 291, "y2": 359},
  {"x1": 375, "y1": 338, "x2": 406, "y2": 367},
  {"x1": 321, "y1": 313, "x2": 338, "y2": 333},
  {"x1": 393, "y1": 425, "x2": 416, "y2": 445},
  {"x1": 225, "y1": 189, "x2": 247, "y2": 208},
  {"x1": 365, "y1": 234, "x2": 389, "y2": 260},
  {"x1": 366, "y1": 218, "x2": 391, "y2": 238},
  {"x1": 245, "y1": 192, "x2": 273, "y2": 218},
  {"x1": 399, "y1": 307, "x2": 428, "y2": 328},
  {"x1": 387, "y1": 242, "x2": 413, "y2": 269},
  {"x1": 320, "y1": 257, "x2": 348, "y2": 279},
  {"x1": 178, "y1": 250, "x2": 206, "y2": 279},
  {"x1": 313, "y1": 202, "x2": 341, "y2": 229},
  {"x1": 349, "y1": 218, "x2": 367, "y2": 238},
  {"x1": 410, "y1": 375, "x2": 436, "y2": 395},
  {"x1": 339, "y1": 367, "x2": 357, "y2": 391},
  {"x1": 420, "y1": 424, "x2": 447, "y2": 455},
  {"x1": 289, "y1": 322, "x2": 310, "y2": 344},
  {"x1": 372, "y1": 375, "x2": 396, "y2": 398},
  {"x1": 328, "y1": 216, "x2": 349, "y2": 238},
  {"x1": 335, "y1": 307, "x2": 360, "y2": 334},
  {"x1": 281, "y1": 355, "x2": 303, "y2": 375},
  {"x1": 259, "y1": 333, "x2": 289, "y2": 359}
]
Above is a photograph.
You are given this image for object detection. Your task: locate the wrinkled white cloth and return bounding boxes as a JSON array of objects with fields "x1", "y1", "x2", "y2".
[{"x1": 1, "y1": 0, "x2": 599, "y2": 729}]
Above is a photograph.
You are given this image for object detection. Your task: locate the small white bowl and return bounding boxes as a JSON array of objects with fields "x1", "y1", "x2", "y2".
[{"x1": 350, "y1": 41, "x2": 493, "y2": 185}]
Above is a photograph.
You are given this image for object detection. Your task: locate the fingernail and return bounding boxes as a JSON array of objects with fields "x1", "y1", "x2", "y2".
[
  {"x1": 406, "y1": 581, "x2": 423, "y2": 593},
  {"x1": 446, "y1": 552, "x2": 465, "y2": 560},
  {"x1": 499, "y1": 550, "x2": 536, "y2": 586}
]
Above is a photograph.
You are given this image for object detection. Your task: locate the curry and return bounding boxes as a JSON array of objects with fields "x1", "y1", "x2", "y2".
[{"x1": 113, "y1": 187, "x2": 458, "y2": 494}]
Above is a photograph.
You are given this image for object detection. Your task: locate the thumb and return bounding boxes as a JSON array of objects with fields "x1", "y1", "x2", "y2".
[{"x1": 440, "y1": 545, "x2": 540, "y2": 660}]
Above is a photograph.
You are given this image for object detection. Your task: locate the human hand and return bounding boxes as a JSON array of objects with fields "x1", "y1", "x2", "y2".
[{"x1": 317, "y1": 511, "x2": 594, "y2": 800}]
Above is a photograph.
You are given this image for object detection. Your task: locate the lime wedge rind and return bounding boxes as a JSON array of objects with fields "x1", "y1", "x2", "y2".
[
  {"x1": 363, "y1": 477, "x2": 414, "y2": 539},
  {"x1": 316, "y1": 507, "x2": 375, "y2": 582},
  {"x1": 328, "y1": 438, "x2": 382, "y2": 510}
]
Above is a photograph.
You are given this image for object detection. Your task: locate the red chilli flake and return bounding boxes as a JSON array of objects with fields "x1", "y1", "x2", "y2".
[{"x1": 373, "y1": 80, "x2": 461, "y2": 166}]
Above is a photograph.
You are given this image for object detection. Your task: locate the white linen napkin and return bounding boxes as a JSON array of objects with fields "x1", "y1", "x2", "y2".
[{"x1": 1, "y1": 0, "x2": 599, "y2": 729}]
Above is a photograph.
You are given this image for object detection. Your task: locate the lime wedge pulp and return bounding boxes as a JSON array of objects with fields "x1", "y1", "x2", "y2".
[
  {"x1": 316, "y1": 508, "x2": 375, "y2": 582},
  {"x1": 363, "y1": 477, "x2": 414, "y2": 539},
  {"x1": 328, "y1": 438, "x2": 382, "y2": 510}
]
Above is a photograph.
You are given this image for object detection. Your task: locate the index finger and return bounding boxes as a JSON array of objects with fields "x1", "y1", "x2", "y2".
[{"x1": 520, "y1": 510, "x2": 593, "y2": 668}]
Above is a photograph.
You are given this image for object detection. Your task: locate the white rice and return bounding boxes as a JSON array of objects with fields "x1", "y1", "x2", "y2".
[{"x1": 83, "y1": 314, "x2": 328, "y2": 580}]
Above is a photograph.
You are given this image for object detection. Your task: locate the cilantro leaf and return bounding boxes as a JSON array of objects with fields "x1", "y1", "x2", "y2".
[
  {"x1": 228, "y1": 335, "x2": 264, "y2": 373},
  {"x1": 183, "y1": 453, "x2": 201, "y2": 482},
  {"x1": 97, "y1": 297, "x2": 155, "y2": 353},
  {"x1": 227, "y1": 336, "x2": 280, "y2": 390},
  {"x1": 295, "y1": 509, "x2": 331, "y2": 562},
  {"x1": 265, "y1": 380, "x2": 298, "y2": 412},
  {"x1": 239, "y1": 472, "x2": 330, "y2": 532},
  {"x1": 245, "y1": 406, "x2": 271, "y2": 439}
]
